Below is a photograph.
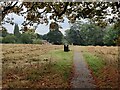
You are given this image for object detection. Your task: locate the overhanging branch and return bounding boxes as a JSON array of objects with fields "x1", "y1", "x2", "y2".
[{"x1": 3, "y1": 2, "x2": 18, "y2": 13}]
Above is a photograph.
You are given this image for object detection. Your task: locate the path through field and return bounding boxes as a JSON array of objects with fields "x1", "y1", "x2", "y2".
[{"x1": 71, "y1": 47, "x2": 96, "y2": 88}]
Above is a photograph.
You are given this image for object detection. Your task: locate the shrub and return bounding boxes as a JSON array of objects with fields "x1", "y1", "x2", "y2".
[
  {"x1": 20, "y1": 33, "x2": 33, "y2": 44},
  {"x1": 0, "y1": 37, "x2": 3, "y2": 43},
  {"x1": 33, "y1": 39, "x2": 42, "y2": 44},
  {"x1": 2, "y1": 35, "x2": 17, "y2": 43}
]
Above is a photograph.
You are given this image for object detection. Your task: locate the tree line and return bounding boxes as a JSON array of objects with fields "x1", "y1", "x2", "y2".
[
  {"x1": 0, "y1": 23, "x2": 63, "y2": 44},
  {"x1": 0, "y1": 2, "x2": 119, "y2": 46},
  {"x1": 0, "y1": 24, "x2": 42, "y2": 44},
  {"x1": 65, "y1": 21, "x2": 119, "y2": 46},
  {"x1": 0, "y1": 21, "x2": 119, "y2": 46}
]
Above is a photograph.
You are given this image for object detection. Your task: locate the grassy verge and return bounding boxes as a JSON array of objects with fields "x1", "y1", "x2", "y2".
[
  {"x1": 38, "y1": 49, "x2": 73, "y2": 88},
  {"x1": 83, "y1": 52, "x2": 106, "y2": 76},
  {"x1": 83, "y1": 51, "x2": 118, "y2": 88},
  {"x1": 49, "y1": 50, "x2": 73, "y2": 81}
]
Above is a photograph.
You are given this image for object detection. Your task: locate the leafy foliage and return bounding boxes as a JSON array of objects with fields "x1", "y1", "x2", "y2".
[
  {"x1": 0, "y1": 37, "x2": 3, "y2": 43},
  {"x1": 46, "y1": 30, "x2": 63, "y2": 45},
  {"x1": 113, "y1": 21, "x2": 120, "y2": 45},
  {"x1": 0, "y1": 27, "x2": 8, "y2": 37},
  {"x1": 1, "y1": 25, "x2": 44, "y2": 44},
  {"x1": 103, "y1": 25, "x2": 118, "y2": 46},
  {"x1": 65, "y1": 29, "x2": 81, "y2": 45},
  {"x1": 20, "y1": 33, "x2": 33, "y2": 44},
  {"x1": 2, "y1": 34, "x2": 17, "y2": 43},
  {"x1": 1, "y1": 2, "x2": 120, "y2": 27},
  {"x1": 65, "y1": 22, "x2": 104, "y2": 45},
  {"x1": 33, "y1": 39, "x2": 42, "y2": 44}
]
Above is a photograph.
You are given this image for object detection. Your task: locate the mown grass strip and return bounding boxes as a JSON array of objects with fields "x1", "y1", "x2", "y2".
[
  {"x1": 49, "y1": 50, "x2": 73, "y2": 81},
  {"x1": 83, "y1": 52, "x2": 106, "y2": 76}
]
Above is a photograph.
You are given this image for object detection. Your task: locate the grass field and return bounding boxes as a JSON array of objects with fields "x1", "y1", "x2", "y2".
[
  {"x1": 2, "y1": 44, "x2": 73, "y2": 88},
  {"x1": 1, "y1": 44, "x2": 119, "y2": 88},
  {"x1": 77, "y1": 46, "x2": 118, "y2": 88}
]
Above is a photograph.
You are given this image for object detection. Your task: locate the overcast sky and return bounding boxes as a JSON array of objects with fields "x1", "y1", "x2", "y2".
[{"x1": 2, "y1": 13, "x2": 71, "y2": 35}]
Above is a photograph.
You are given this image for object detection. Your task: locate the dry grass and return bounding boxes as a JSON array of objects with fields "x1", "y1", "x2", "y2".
[
  {"x1": 75, "y1": 46, "x2": 118, "y2": 88},
  {"x1": 75, "y1": 46, "x2": 118, "y2": 67},
  {"x1": 2, "y1": 44, "x2": 62, "y2": 66},
  {"x1": 86, "y1": 46, "x2": 118, "y2": 67},
  {"x1": 1, "y1": 44, "x2": 119, "y2": 88},
  {"x1": 2, "y1": 44, "x2": 72, "y2": 88}
]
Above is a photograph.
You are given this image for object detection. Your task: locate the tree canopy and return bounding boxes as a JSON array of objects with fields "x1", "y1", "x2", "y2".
[
  {"x1": 65, "y1": 21, "x2": 118, "y2": 46},
  {"x1": 0, "y1": 2, "x2": 120, "y2": 28},
  {"x1": 0, "y1": 1, "x2": 120, "y2": 45}
]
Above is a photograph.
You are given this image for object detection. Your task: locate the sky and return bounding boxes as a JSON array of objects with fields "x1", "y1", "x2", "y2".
[{"x1": 2, "y1": 13, "x2": 71, "y2": 35}]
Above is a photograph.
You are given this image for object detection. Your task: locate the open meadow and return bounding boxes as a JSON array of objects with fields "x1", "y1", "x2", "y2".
[
  {"x1": 1, "y1": 1, "x2": 119, "y2": 89},
  {"x1": 2, "y1": 44, "x2": 73, "y2": 88},
  {"x1": 1, "y1": 44, "x2": 119, "y2": 88}
]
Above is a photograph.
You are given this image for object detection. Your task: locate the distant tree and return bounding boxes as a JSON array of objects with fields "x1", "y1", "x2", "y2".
[
  {"x1": 36, "y1": 33, "x2": 43, "y2": 39},
  {"x1": 65, "y1": 21, "x2": 104, "y2": 45},
  {"x1": 33, "y1": 39, "x2": 42, "y2": 44},
  {"x1": 13, "y1": 24, "x2": 21, "y2": 43},
  {"x1": 2, "y1": 34, "x2": 17, "y2": 43},
  {"x1": 103, "y1": 25, "x2": 118, "y2": 46},
  {"x1": 47, "y1": 30, "x2": 63, "y2": 45},
  {"x1": 113, "y1": 21, "x2": 120, "y2": 45},
  {"x1": 42, "y1": 34, "x2": 48, "y2": 40},
  {"x1": 49, "y1": 22, "x2": 59, "y2": 31},
  {"x1": 65, "y1": 29, "x2": 81, "y2": 45},
  {"x1": 0, "y1": 37, "x2": 3, "y2": 43},
  {"x1": 14, "y1": 24, "x2": 21, "y2": 38},
  {"x1": 0, "y1": 27, "x2": 8, "y2": 37},
  {"x1": 78, "y1": 23, "x2": 104, "y2": 46},
  {"x1": 20, "y1": 33, "x2": 33, "y2": 44},
  {"x1": 43, "y1": 22, "x2": 63, "y2": 45},
  {"x1": 24, "y1": 28, "x2": 38, "y2": 40},
  {"x1": 62, "y1": 37, "x2": 69, "y2": 45}
]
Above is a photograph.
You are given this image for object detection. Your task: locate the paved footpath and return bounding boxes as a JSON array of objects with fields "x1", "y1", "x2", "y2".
[{"x1": 71, "y1": 49, "x2": 96, "y2": 88}]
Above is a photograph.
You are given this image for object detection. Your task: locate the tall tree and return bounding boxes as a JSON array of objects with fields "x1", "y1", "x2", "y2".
[
  {"x1": 46, "y1": 30, "x2": 63, "y2": 45},
  {"x1": 14, "y1": 24, "x2": 21, "y2": 38},
  {"x1": 103, "y1": 25, "x2": 118, "y2": 46},
  {"x1": 114, "y1": 21, "x2": 120, "y2": 45},
  {"x1": 65, "y1": 29, "x2": 82, "y2": 45},
  {"x1": 20, "y1": 33, "x2": 33, "y2": 44},
  {"x1": 65, "y1": 21, "x2": 104, "y2": 45}
]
